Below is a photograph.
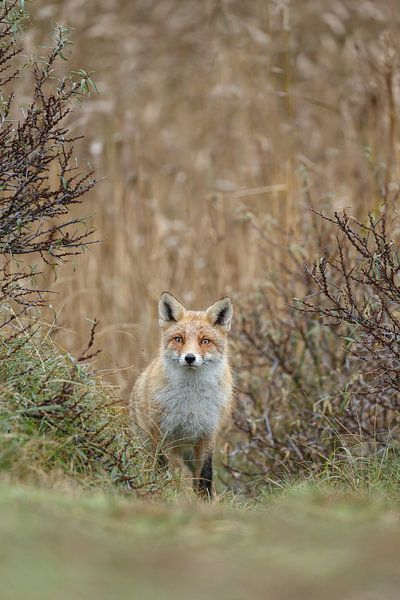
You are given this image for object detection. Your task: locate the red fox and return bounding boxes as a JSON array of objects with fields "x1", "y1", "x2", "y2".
[{"x1": 130, "y1": 291, "x2": 234, "y2": 499}]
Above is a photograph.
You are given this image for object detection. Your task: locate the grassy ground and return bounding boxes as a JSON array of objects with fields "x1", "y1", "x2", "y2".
[
  {"x1": 2, "y1": 322, "x2": 400, "y2": 599},
  {"x1": 1, "y1": 480, "x2": 400, "y2": 600}
]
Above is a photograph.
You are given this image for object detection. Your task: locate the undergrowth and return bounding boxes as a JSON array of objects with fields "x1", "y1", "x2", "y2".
[{"x1": 0, "y1": 317, "x2": 165, "y2": 494}]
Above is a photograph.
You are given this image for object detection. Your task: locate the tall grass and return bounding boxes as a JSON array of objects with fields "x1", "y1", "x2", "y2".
[{"x1": 21, "y1": 0, "x2": 399, "y2": 395}]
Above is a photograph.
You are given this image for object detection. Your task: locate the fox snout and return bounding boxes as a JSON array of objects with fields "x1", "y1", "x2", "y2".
[{"x1": 180, "y1": 352, "x2": 202, "y2": 368}]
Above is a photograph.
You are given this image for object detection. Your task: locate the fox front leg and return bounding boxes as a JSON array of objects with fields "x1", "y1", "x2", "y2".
[
  {"x1": 199, "y1": 453, "x2": 213, "y2": 499},
  {"x1": 194, "y1": 439, "x2": 214, "y2": 500}
]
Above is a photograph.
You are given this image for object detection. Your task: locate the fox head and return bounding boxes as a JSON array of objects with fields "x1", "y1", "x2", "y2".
[{"x1": 158, "y1": 291, "x2": 233, "y2": 370}]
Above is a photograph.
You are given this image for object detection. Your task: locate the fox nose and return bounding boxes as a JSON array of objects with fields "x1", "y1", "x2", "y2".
[{"x1": 185, "y1": 353, "x2": 196, "y2": 365}]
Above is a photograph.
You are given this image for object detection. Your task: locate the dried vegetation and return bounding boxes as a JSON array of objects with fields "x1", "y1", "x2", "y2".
[{"x1": 5, "y1": 0, "x2": 400, "y2": 490}]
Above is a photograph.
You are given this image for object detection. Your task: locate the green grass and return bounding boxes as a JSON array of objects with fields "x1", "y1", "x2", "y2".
[{"x1": 0, "y1": 480, "x2": 400, "y2": 600}]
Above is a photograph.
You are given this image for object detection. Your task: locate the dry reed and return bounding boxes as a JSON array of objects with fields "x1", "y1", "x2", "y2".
[{"x1": 19, "y1": 0, "x2": 400, "y2": 401}]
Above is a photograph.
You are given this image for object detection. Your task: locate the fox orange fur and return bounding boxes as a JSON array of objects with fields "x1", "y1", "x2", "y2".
[{"x1": 130, "y1": 292, "x2": 234, "y2": 498}]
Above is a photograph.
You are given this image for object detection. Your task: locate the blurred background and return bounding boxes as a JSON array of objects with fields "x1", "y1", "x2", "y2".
[{"x1": 23, "y1": 0, "x2": 400, "y2": 395}]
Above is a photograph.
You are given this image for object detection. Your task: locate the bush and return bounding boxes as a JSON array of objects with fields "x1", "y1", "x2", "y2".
[
  {"x1": 0, "y1": 1, "x2": 96, "y2": 321},
  {"x1": 0, "y1": 317, "x2": 160, "y2": 491},
  {"x1": 300, "y1": 206, "x2": 400, "y2": 444},
  {"x1": 225, "y1": 204, "x2": 400, "y2": 491}
]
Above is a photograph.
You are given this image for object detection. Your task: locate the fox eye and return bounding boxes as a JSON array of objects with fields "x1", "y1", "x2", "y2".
[
  {"x1": 202, "y1": 338, "x2": 211, "y2": 345},
  {"x1": 173, "y1": 336, "x2": 183, "y2": 343}
]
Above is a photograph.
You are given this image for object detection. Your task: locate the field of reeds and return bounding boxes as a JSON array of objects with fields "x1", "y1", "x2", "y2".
[{"x1": 26, "y1": 0, "x2": 400, "y2": 391}]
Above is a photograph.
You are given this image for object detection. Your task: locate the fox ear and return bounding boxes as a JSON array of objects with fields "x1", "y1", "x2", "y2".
[
  {"x1": 159, "y1": 292, "x2": 185, "y2": 326},
  {"x1": 206, "y1": 297, "x2": 233, "y2": 331}
]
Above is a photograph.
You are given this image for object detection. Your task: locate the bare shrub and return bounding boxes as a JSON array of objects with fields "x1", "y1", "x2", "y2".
[
  {"x1": 0, "y1": 0, "x2": 97, "y2": 323},
  {"x1": 225, "y1": 203, "x2": 400, "y2": 490},
  {"x1": 224, "y1": 215, "x2": 347, "y2": 486},
  {"x1": 300, "y1": 204, "x2": 400, "y2": 443}
]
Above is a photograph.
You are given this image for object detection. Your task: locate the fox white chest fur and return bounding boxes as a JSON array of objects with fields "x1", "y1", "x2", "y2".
[{"x1": 157, "y1": 359, "x2": 228, "y2": 443}]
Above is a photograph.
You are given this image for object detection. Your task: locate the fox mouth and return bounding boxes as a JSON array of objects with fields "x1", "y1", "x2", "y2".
[{"x1": 180, "y1": 360, "x2": 203, "y2": 369}]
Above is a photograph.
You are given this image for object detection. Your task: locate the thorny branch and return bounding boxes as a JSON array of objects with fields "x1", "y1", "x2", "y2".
[{"x1": 0, "y1": 1, "x2": 98, "y2": 323}]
